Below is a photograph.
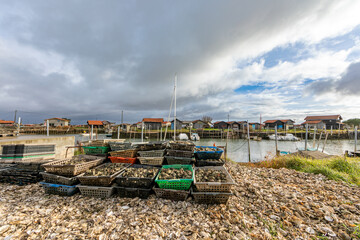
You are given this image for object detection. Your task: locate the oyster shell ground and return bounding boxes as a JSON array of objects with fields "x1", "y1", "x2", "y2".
[{"x1": 1, "y1": 162, "x2": 360, "y2": 239}]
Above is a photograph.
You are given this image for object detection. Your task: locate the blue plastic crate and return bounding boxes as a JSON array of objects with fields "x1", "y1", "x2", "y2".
[
  {"x1": 40, "y1": 182, "x2": 79, "y2": 196},
  {"x1": 194, "y1": 146, "x2": 223, "y2": 160}
]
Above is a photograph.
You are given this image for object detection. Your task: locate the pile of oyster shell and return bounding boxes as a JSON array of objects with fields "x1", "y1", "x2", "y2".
[
  {"x1": 199, "y1": 159, "x2": 224, "y2": 163},
  {"x1": 158, "y1": 168, "x2": 192, "y2": 180},
  {"x1": 65, "y1": 159, "x2": 89, "y2": 165},
  {"x1": 83, "y1": 163, "x2": 127, "y2": 176},
  {"x1": 121, "y1": 168, "x2": 158, "y2": 178},
  {"x1": 196, "y1": 147, "x2": 218, "y2": 151},
  {"x1": 196, "y1": 169, "x2": 227, "y2": 182}
]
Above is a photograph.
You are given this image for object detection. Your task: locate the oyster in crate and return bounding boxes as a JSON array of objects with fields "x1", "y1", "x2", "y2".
[
  {"x1": 83, "y1": 163, "x2": 127, "y2": 176},
  {"x1": 196, "y1": 168, "x2": 227, "y2": 182},
  {"x1": 121, "y1": 168, "x2": 158, "y2": 178},
  {"x1": 158, "y1": 168, "x2": 192, "y2": 180}
]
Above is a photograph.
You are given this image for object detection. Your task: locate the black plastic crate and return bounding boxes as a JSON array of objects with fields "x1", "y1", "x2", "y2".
[
  {"x1": 114, "y1": 186, "x2": 152, "y2": 199},
  {"x1": 195, "y1": 159, "x2": 225, "y2": 167},
  {"x1": 165, "y1": 156, "x2": 194, "y2": 165},
  {"x1": 40, "y1": 182, "x2": 79, "y2": 196},
  {"x1": 115, "y1": 164, "x2": 160, "y2": 188},
  {"x1": 191, "y1": 188, "x2": 232, "y2": 204},
  {"x1": 153, "y1": 186, "x2": 189, "y2": 201}
]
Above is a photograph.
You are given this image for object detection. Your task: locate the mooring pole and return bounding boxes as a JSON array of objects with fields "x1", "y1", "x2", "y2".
[
  {"x1": 91, "y1": 125, "x2": 93, "y2": 140},
  {"x1": 317, "y1": 130, "x2": 323, "y2": 150},
  {"x1": 322, "y1": 132, "x2": 329, "y2": 153},
  {"x1": 247, "y1": 121, "x2": 251, "y2": 162},
  {"x1": 275, "y1": 125, "x2": 278, "y2": 156},
  {"x1": 46, "y1": 120, "x2": 49, "y2": 137},
  {"x1": 141, "y1": 122, "x2": 144, "y2": 142},
  {"x1": 355, "y1": 126, "x2": 358, "y2": 153},
  {"x1": 305, "y1": 123, "x2": 308, "y2": 151},
  {"x1": 312, "y1": 127, "x2": 317, "y2": 148},
  {"x1": 117, "y1": 126, "x2": 120, "y2": 139}
]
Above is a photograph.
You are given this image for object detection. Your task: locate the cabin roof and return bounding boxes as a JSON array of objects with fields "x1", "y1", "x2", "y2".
[
  {"x1": 304, "y1": 115, "x2": 342, "y2": 120},
  {"x1": 87, "y1": 120, "x2": 103, "y2": 125},
  {"x1": 0, "y1": 120, "x2": 14, "y2": 124},
  {"x1": 301, "y1": 120, "x2": 322, "y2": 125},
  {"x1": 45, "y1": 118, "x2": 70, "y2": 121},
  {"x1": 142, "y1": 118, "x2": 164, "y2": 123}
]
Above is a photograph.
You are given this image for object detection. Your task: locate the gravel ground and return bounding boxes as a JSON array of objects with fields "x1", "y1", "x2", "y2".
[{"x1": 0, "y1": 162, "x2": 360, "y2": 239}]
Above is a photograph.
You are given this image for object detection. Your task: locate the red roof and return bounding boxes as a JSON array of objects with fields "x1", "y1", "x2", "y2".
[
  {"x1": 304, "y1": 115, "x2": 341, "y2": 120},
  {"x1": 87, "y1": 120, "x2": 103, "y2": 125},
  {"x1": 301, "y1": 120, "x2": 322, "y2": 125},
  {"x1": 214, "y1": 121, "x2": 227, "y2": 124},
  {"x1": 0, "y1": 120, "x2": 14, "y2": 124},
  {"x1": 142, "y1": 118, "x2": 163, "y2": 123},
  {"x1": 264, "y1": 119, "x2": 293, "y2": 123}
]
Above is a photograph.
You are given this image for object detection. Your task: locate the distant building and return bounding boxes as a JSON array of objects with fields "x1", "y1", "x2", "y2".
[
  {"x1": 171, "y1": 119, "x2": 183, "y2": 130},
  {"x1": 87, "y1": 120, "x2": 103, "y2": 128},
  {"x1": 142, "y1": 118, "x2": 163, "y2": 130},
  {"x1": 227, "y1": 121, "x2": 242, "y2": 131},
  {"x1": 181, "y1": 121, "x2": 193, "y2": 129},
  {"x1": 263, "y1": 119, "x2": 295, "y2": 130},
  {"x1": 45, "y1": 118, "x2": 70, "y2": 127},
  {"x1": 192, "y1": 120, "x2": 208, "y2": 129},
  {"x1": 303, "y1": 115, "x2": 343, "y2": 129},
  {"x1": 0, "y1": 120, "x2": 14, "y2": 126},
  {"x1": 214, "y1": 121, "x2": 229, "y2": 130},
  {"x1": 249, "y1": 122, "x2": 262, "y2": 130}
]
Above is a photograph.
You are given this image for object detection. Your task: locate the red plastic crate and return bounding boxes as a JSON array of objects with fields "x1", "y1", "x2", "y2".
[{"x1": 109, "y1": 156, "x2": 137, "y2": 164}]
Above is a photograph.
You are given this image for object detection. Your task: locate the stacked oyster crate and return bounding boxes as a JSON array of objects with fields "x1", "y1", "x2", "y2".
[
  {"x1": 82, "y1": 140, "x2": 110, "y2": 157},
  {"x1": 77, "y1": 163, "x2": 130, "y2": 198},
  {"x1": 108, "y1": 142, "x2": 138, "y2": 164},
  {"x1": 0, "y1": 144, "x2": 55, "y2": 163},
  {"x1": 114, "y1": 164, "x2": 160, "y2": 199},
  {"x1": 165, "y1": 141, "x2": 195, "y2": 165},
  {"x1": 40, "y1": 155, "x2": 104, "y2": 196},
  {"x1": 136, "y1": 142, "x2": 167, "y2": 166},
  {"x1": 192, "y1": 146, "x2": 234, "y2": 204}
]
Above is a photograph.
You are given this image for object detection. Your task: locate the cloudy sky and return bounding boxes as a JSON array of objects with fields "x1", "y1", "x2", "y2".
[{"x1": 1, "y1": 0, "x2": 360, "y2": 124}]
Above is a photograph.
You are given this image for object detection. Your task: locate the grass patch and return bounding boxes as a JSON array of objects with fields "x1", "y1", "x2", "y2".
[{"x1": 252, "y1": 155, "x2": 360, "y2": 186}]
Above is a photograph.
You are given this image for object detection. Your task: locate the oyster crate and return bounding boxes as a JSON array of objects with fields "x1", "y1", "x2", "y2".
[
  {"x1": 195, "y1": 159, "x2": 225, "y2": 167},
  {"x1": 134, "y1": 142, "x2": 166, "y2": 151},
  {"x1": 109, "y1": 149, "x2": 138, "y2": 158},
  {"x1": 193, "y1": 166, "x2": 235, "y2": 192},
  {"x1": 40, "y1": 182, "x2": 78, "y2": 196},
  {"x1": 41, "y1": 172, "x2": 79, "y2": 185},
  {"x1": 82, "y1": 146, "x2": 110, "y2": 154},
  {"x1": 109, "y1": 142, "x2": 132, "y2": 151},
  {"x1": 167, "y1": 150, "x2": 193, "y2": 158},
  {"x1": 191, "y1": 188, "x2": 232, "y2": 204},
  {"x1": 77, "y1": 163, "x2": 130, "y2": 187},
  {"x1": 153, "y1": 186, "x2": 189, "y2": 201},
  {"x1": 115, "y1": 164, "x2": 160, "y2": 188},
  {"x1": 42, "y1": 155, "x2": 104, "y2": 177},
  {"x1": 138, "y1": 150, "x2": 165, "y2": 158},
  {"x1": 77, "y1": 184, "x2": 114, "y2": 198},
  {"x1": 109, "y1": 156, "x2": 137, "y2": 164},
  {"x1": 168, "y1": 141, "x2": 195, "y2": 151},
  {"x1": 138, "y1": 157, "x2": 164, "y2": 166},
  {"x1": 194, "y1": 146, "x2": 223, "y2": 160},
  {"x1": 155, "y1": 165, "x2": 194, "y2": 190},
  {"x1": 165, "y1": 156, "x2": 194, "y2": 165},
  {"x1": 114, "y1": 186, "x2": 152, "y2": 199}
]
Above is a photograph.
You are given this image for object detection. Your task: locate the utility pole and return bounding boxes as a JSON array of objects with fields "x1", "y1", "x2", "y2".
[{"x1": 14, "y1": 110, "x2": 17, "y2": 123}]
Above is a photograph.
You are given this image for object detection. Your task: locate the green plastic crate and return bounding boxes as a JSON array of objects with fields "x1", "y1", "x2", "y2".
[
  {"x1": 155, "y1": 164, "x2": 194, "y2": 190},
  {"x1": 83, "y1": 146, "x2": 110, "y2": 154}
]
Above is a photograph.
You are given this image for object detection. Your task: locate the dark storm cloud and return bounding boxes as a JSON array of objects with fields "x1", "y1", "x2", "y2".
[
  {"x1": 306, "y1": 61, "x2": 360, "y2": 95},
  {"x1": 0, "y1": 0, "x2": 356, "y2": 123}
]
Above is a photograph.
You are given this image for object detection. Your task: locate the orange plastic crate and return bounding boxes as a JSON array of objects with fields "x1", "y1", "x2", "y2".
[{"x1": 109, "y1": 156, "x2": 137, "y2": 164}]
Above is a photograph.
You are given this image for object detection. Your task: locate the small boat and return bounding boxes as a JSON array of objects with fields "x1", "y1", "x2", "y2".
[
  {"x1": 106, "y1": 134, "x2": 112, "y2": 137},
  {"x1": 178, "y1": 133, "x2": 189, "y2": 140},
  {"x1": 190, "y1": 133, "x2": 200, "y2": 141},
  {"x1": 269, "y1": 133, "x2": 299, "y2": 141}
]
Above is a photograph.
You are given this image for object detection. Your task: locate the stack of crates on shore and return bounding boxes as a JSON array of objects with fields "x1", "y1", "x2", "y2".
[
  {"x1": 77, "y1": 162, "x2": 130, "y2": 198},
  {"x1": 114, "y1": 164, "x2": 161, "y2": 199},
  {"x1": 40, "y1": 155, "x2": 104, "y2": 196},
  {"x1": 165, "y1": 141, "x2": 195, "y2": 165},
  {"x1": 154, "y1": 164, "x2": 194, "y2": 201},
  {"x1": 0, "y1": 144, "x2": 55, "y2": 163},
  {"x1": 192, "y1": 146, "x2": 234, "y2": 204},
  {"x1": 108, "y1": 142, "x2": 138, "y2": 164},
  {"x1": 136, "y1": 142, "x2": 167, "y2": 166},
  {"x1": 82, "y1": 140, "x2": 111, "y2": 157}
]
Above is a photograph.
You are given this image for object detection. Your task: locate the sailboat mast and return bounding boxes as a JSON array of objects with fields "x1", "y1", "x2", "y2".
[{"x1": 174, "y1": 74, "x2": 177, "y2": 141}]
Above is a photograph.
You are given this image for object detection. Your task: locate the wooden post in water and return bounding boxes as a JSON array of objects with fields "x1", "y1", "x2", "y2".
[
  {"x1": 91, "y1": 125, "x2": 93, "y2": 140},
  {"x1": 305, "y1": 124, "x2": 308, "y2": 151},
  {"x1": 275, "y1": 125, "x2": 278, "y2": 156},
  {"x1": 247, "y1": 121, "x2": 251, "y2": 162},
  {"x1": 117, "y1": 126, "x2": 120, "y2": 139},
  {"x1": 331, "y1": 126, "x2": 333, "y2": 135},
  {"x1": 322, "y1": 132, "x2": 329, "y2": 153},
  {"x1": 96, "y1": 126, "x2": 98, "y2": 140},
  {"x1": 141, "y1": 122, "x2": 144, "y2": 142},
  {"x1": 225, "y1": 126, "x2": 229, "y2": 160},
  {"x1": 46, "y1": 120, "x2": 49, "y2": 137},
  {"x1": 355, "y1": 126, "x2": 358, "y2": 153},
  {"x1": 160, "y1": 127, "x2": 162, "y2": 141},
  {"x1": 317, "y1": 130, "x2": 323, "y2": 150},
  {"x1": 312, "y1": 127, "x2": 317, "y2": 148}
]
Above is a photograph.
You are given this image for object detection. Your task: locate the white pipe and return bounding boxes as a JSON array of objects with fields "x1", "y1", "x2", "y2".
[
  {"x1": 117, "y1": 126, "x2": 120, "y2": 139},
  {"x1": 46, "y1": 120, "x2": 49, "y2": 136}
]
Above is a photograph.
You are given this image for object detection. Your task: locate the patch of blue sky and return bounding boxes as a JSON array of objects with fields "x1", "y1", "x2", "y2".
[
  {"x1": 234, "y1": 83, "x2": 272, "y2": 93},
  {"x1": 316, "y1": 25, "x2": 360, "y2": 52}
]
